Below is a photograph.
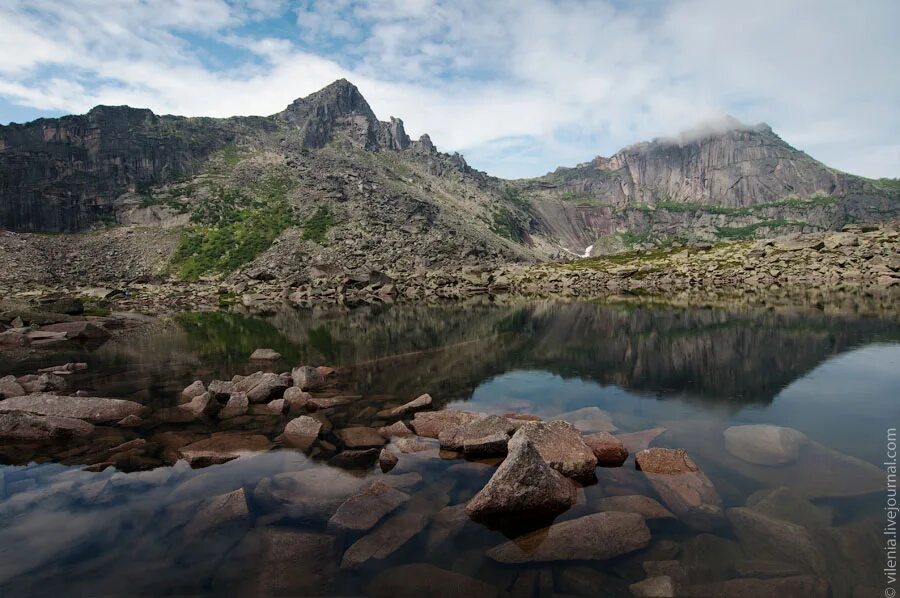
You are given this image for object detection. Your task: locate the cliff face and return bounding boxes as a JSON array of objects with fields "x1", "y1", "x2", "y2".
[
  {"x1": 525, "y1": 121, "x2": 898, "y2": 254},
  {"x1": 0, "y1": 106, "x2": 273, "y2": 232}
]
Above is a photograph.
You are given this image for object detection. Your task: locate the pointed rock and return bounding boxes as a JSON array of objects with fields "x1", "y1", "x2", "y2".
[
  {"x1": 466, "y1": 439, "x2": 576, "y2": 523},
  {"x1": 327, "y1": 481, "x2": 410, "y2": 533},
  {"x1": 283, "y1": 415, "x2": 321, "y2": 450},
  {"x1": 508, "y1": 420, "x2": 597, "y2": 480}
]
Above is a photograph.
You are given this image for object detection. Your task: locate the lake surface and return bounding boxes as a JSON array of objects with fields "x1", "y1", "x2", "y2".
[{"x1": 1, "y1": 300, "x2": 898, "y2": 596}]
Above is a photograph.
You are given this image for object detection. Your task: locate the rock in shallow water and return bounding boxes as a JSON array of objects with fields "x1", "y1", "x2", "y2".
[
  {"x1": 507, "y1": 420, "x2": 598, "y2": 480},
  {"x1": 466, "y1": 438, "x2": 576, "y2": 523},
  {"x1": 291, "y1": 365, "x2": 325, "y2": 390},
  {"x1": 636, "y1": 447, "x2": 724, "y2": 531},
  {"x1": 723, "y1": 424, "x2": 808, "y2": 466},
  {"x1": 249, "y1": 348, "x2": 280, "y2": 361},
  {"x1": 0, "y1": 409, "x2": 94, "y2": 440},
  {"x1": 583, "y1": 431, "x2": 628, "y2": 466},
  {"x1": 178, "y1": 432, "x2": 272, "y2": 466},
  {"x1": 594, "y1": 494, "x2": 675, "y2": 521},
  {"x1": 410, "y1": 409, "x2": 480, "y2": 438},
  {"x1": 0, "y1": 393, "x2": 144, "y2": 423},
  {"x1": 369, "y1": 563, "x2": 501, "y2": 598},
  {"x1": 282, "y1": 415, "x2": 321, "y2": 450},
  {"x1": 486, "y1": 512, "x2": 650, "y2": 563},
  {"x1": 327, "y1": 481, "x2": 410, "y2": 533}
]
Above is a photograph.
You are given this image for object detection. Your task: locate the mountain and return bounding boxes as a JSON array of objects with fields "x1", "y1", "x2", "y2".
[{"x1": 0, "y1": 79, "x2": 896, "y2": 283}]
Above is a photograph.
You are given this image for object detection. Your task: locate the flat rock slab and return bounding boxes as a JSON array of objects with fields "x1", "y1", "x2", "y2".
[
  {"x1": 410, "y1": 410, "x2": 481, "y2": 438},
  {"x1": 636, "y1": 448, "x2": 724, "y2": 531},
  {"x1": 337, "y1": 426, "x2": 386, "y2": 449},
  {"x1": 250, "y1": 348, "x2": 280, "y2": 361},
  {"x1": 438, "y1": 414, "x2": 513, "y2": 454},
  {"x1": 555, "y1": 406, "x2": 618, "y2": 433},
  {"x1": 235, "y1": 528, "x2": 339, "y2": 597},
  {"x1": 253, "y1": 468, "x2": 368, "y2": 522},
  {"x1": 508, "y1": 420, "x2": 597, "y2": 480},
  {"x1": 487, "y1": 512, "x2": 650, "y2": 563},
  {"x1": 724, "y1": 424, "x2": 808, "y2": 466},
  {"x1": 466, "y1": 439, "x2": 576, "y2": 523},
  {"x1": 327, "y1": 481, "x2": 410, "y2": 533},
  {"x1": 0, "y1": 393, "x2": 144, "y2": 423},
  {"x1": 178, "y1": 433, "x2": 272, "y2": 466},
  {"x1": 594, "y1": 495, "x2": 675, "y2": 520},
  {"x1": 369, "y1": 563, "x2": 501, "y2": 598},
  {"x1": 341, "y1": 510, "x2": 429, "y2": 569},
  {"x1": 184, "y1": 488, "x2": 249, "y2": 537},
  {"x1": 727, "y1": 507, "x2": 827, "y2": 576},
  {"x1": 379, "y1": 393, "x2": 433, "y2": 418},
  {"x1": 40, "y1": 321, "x2": 111, "y2": 340},
  {"x1": 0, "y1": 409, "x2": 95, "y2": 441}
]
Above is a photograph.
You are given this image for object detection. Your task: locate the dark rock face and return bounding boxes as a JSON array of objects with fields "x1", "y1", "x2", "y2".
[
  {"x1": 0, "y1": 106, "x2": 270, "y2": 232},
  {"x1": 274, "y1": 79, "x2": 410, "y2": 151}
]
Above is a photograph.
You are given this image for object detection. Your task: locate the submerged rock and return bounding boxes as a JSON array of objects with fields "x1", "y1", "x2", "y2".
[
  {"x1": 0, "y1": 393, "x2": 144, "y2": 423},
  {"x1": 594, "y1": 495, "x2": 675, "y2": 521},
  {"x1": 466, "y1": 439, "x2": 576, "y2": 523},
  {"x1": 0, "y1": 409, "x2": 94, "y2": 440},
  {"x1": 724, "y1": 424, "x2": 808, "y2": 466},
  {"x1": 636, "y1": 447, "x2": 724, "y2": 531},
  {"x1": 369, "y1": 563, "x2": 500, "y2": 598},
  {"x1": 340, "y1": 510, "x2": 429, "y2": 570},
  {"x1": 378, "y1": 420, "x2": 414, "y2": 438},
  {"x1": 0, "y1": 376, "x2": 26, "y2": 399},
  {"x1": 487, "y1": 512, "x2": 650, "y2": 563},
  {"x1": 727, "y1": 507, "x2": 827, "y2": 576},
  {"x1": 330, "y1": 448, "x2": 380, "y2": 469},
  {"x1": 555, "y1": 406, "x2": 618, "y2": 433},
  {"x1": 253, "y1": 468, "x2": 367, "y2": 522},
  {"x1": 327, "y1": 481, "x2": 410, "y2": 533},
  {"x1": 184, "y1": 488, "x2": 250, "y2": 537},
  {"x1": 688, "y1": 575, "x2": 829, "y2": 597},
  {"x1": 507, "y1": 420, "x2": 598, "y2": 480}
]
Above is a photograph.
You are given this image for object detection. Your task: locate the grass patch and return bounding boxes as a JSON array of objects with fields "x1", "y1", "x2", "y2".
[
  {"x1": 302, "y1": 206, "x2": 334, "y2": 244},
  {"x1": 716, "y1": 219, "x2": 796, "y2": 240},
  {"x1": 171, "y1": 172, "x2": 297, "y2": 279},
  {"x1": 491, "y1": 206, "x2": 527, "y2": 242}
]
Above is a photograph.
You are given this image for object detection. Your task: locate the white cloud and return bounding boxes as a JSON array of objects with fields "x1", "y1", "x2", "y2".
[{"x1": 0, "y1": 0, "x2": 897, "y2": 179}]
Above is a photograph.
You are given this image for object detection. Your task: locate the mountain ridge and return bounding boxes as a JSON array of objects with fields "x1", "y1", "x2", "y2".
[{"x1": 0, "y1": 79, "x2": 897, "y2": 281}]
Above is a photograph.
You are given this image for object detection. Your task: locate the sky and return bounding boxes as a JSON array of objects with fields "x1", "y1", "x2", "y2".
[{"x1": 0, "y1": 0, "x2": 898, "y2": 179}]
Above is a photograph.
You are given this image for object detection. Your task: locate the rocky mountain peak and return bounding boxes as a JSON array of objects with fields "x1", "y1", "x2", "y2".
[{"x1": 275, "y1": 78, "x2": 411, "y2": 151}]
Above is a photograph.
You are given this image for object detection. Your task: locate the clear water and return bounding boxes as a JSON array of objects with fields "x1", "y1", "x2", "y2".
[{"x1": 1, "y1": 301, "x2": 898, "y2": 596}]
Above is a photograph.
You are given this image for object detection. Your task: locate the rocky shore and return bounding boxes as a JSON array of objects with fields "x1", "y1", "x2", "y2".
[{"x1": 1, "y1": 224, "x2": 898, "y2": 320}]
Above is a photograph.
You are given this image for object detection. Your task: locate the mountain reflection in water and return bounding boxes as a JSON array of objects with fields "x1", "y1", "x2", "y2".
[{"x1": 0, "y1": 300, "x2": 898, "y2": 597}]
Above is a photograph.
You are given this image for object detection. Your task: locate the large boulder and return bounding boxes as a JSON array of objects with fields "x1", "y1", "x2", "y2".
[
  {"x1": 466, "y1": 439, "x2": 576, "y2": 523},
  {"x1": 0, "y1": 393, "x2": 144, "y2": 423},
  {"x1": 723, "y1": 425, "x2": 808, "y2": 466},
  {"x1": 180, "y1": 380, "x2": 206, "y2": 402},
  {"x1": 282, "y1": 415, "x2": 322, "y2": 450},
  {"x1": 507, "y1": 420, "x2": 598, "y2": 480},
  {"x1": 487, "y1": 512, "x2": 650, "y2": 563},
  {"x1": 217, "y1": 392, "x2": 249, "y2": 419},
  {"x1": 327, "y1": 481, "x2": 410, "y2": 533},
  {"x1": 0, "y1": 409, "x2": 94, "y2": 441},
  {"x1": 635, "y1": 448, "x2": 724, "y2": 531}
]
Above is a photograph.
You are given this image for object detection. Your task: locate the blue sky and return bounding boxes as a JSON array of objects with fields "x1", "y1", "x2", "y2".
[{"x1": 1, "y1": 0, "x2": 898, "y2": 179}]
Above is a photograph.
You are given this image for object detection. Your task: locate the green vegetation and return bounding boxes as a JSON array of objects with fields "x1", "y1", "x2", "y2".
[
  {"x1": 490, "y1": 206, "x2": 528, "y2": 242},
  {"x1": 302, "y1": 206, "x2": 334, "y2": 244},
  {"x1": 171, "y1": 172, "x2": 297, "y2": 279},
  {"x1": 630, "y1": 194, "x2": 841, "y2": 217},
  {"x1": 716, "y1": 219, "x2": 795, "y2": 240},
  {"x1": 559, "y1": 191, "x2": 604, "y2": 206},
  {"x1": 500, "y1": 185, "x2": 530, "y2": 207},
  {"x1": 872, "y1": 177, "x2": 900, "y2": 192}
]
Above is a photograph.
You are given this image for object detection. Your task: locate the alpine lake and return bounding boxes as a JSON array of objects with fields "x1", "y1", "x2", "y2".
[{"x1": 1, "y1": 298, "x2": 898, "y2": 597}]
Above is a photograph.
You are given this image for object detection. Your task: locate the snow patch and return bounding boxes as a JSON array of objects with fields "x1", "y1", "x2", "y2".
[{"x1": 582, "y1": 244, "x2": 594, "y2": 258}]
